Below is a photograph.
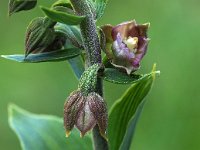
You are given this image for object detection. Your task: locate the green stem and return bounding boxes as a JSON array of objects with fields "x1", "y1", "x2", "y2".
[
  {"x1": 69, "y1": 0, "x2": 101, "y2": 66},
  {"x1": 69, "y1": 0, "x2": 108, "y2": 150}
]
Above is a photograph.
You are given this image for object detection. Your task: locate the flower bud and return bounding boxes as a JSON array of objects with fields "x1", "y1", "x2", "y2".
[
  {"x1": 64, "y1": 64, "x2": 107, "y2": 138},
  {"x1": 8, "y1": 0, "x2": 37, "y2": 16},
  {"x1": 64, "y1": 90, "x2": 85, "y2": 137},
  {"x1": 25, "y1": 17, "x2": 62, "y2": 57},
  {"x1": 87, "y1": 92, "x2": 107, "y2": 138},
  {"x1": 64, "y1": 91, "x2": 107, "y2": 138}
]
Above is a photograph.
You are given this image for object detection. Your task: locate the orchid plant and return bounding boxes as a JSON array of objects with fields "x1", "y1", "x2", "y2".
[{"x1": 3, "y1": 0, "x2": 160, "y2": 150}]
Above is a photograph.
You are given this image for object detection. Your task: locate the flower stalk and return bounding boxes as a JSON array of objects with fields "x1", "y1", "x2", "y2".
[
  {"x1": 69, "y1": 0, "x2": 108, "y2": 150},
  {"x1": 69, "y1": 0, "x2": 101, "y2": 66}
]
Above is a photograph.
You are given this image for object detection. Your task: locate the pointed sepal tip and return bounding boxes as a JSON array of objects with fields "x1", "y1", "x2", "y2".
[{"x1": 65, "y1": 130, "x2": 71, "y2": 137}]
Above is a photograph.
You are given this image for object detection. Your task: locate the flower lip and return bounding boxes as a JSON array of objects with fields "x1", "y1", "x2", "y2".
[
  {"x1": 111, "y1": 20, "x2": 150, "y2": 40},
  {"x1": 76, "y1": 99, "x2": 97, "y2": 137}
]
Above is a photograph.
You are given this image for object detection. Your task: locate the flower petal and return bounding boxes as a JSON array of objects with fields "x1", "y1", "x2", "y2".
[
  {"x1": 112, "y1": 20, "x2": 138, "y2": 40},
  {"x1": 111, "y1": 33, "x2": 136, "y2": 74},
  {"x1": 136, "y1": 23, "x2": 150, "y2": 37},
  {"x1": 64, "y1": 90, "x2": 85, "y2": 135},
  {"x1": 76, "y1": 100, "x2": 97, "y2": 137},
  {"x1": 112, "y1": 21, "x2": 149, "y2": 40},
  {"x1": 111, "y1": 61, "x2": 135, "y2": 75},
  {"x1": 101, "y1": 24, "x2": 113, "y2": 43},
  {"x1": 101, "y1": 24, "x2": 114, "y2": 59},
  {"x1": 88, "y1": 93, "x2": 108, "y2": 139},
  {"x1": 132, "y1": 38, "x2": 149, "y2": 68}
]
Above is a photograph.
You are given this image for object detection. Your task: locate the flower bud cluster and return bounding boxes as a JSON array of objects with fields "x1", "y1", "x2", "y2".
[
  {"x1": 64, "y1": 64, "x2": 107, "y2": 139},
  {"x1": 64, "y1": 90, "x2": 107, "y2": 138}
]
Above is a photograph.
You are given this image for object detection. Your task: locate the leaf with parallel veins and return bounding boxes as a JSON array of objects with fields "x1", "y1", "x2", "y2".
[
  {"x1": 108, "y1": 64, "x2": 160, "y2": 150},
  {"x1": 8, "y1": 104, "x2": 92, "y2": 150},
  {"x1": 41, "y1": 6, "x2": 85, "y2": 25},
  {"x1": 1, "y1": 48, "x2": 82, "y2": 63}
]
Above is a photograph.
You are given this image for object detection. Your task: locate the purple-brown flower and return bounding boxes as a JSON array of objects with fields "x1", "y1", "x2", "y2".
[
  {"x1": 64, "y1": 90, "x2": 107, "y2": 138},
  {"x1": 102, "y1": 20, "x2": 150, "y2": 74}
]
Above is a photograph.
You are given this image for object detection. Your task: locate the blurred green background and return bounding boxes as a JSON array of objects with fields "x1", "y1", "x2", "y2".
[{"x1": 0, "y1": 0, "x2": 200, "y2": 150}]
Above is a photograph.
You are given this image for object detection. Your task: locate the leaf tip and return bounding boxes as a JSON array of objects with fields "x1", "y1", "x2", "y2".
[
  {"x1": 1, "y1": 55, "x2": 7, "y2": 59},
  {"x1": 152, "y1": 63, "x2": 157, "y2": 72},
  {"x1": 151, "y1": 63, "x2": 160, "y2": 80},
  {"x1": 39, "y1": 5, "x2": 45, "y2": 10},
  {"x1": 40, "y1": 6, "x2": 48, "y2": 14},
  {"x1": 8, "y1": 103, "x2": 24, "y2": 117},
  {"x1": 8, "y1": 103, "x2": 14, "y2": 117},
  {"x1": 8, "y1": 103, "x2": 19, "y2": 126}
]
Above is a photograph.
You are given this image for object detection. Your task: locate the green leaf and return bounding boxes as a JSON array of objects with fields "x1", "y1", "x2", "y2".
[
  {"x1": 41, "y1": 6, "x2": 85, "y2": 25},
  {"x1": 103, "y1": 68, "x2": 147, "y2": 84},
  {"x1": 8, "y1": 0, "x2": 37, "y2": 16},
  {"x1": 94, "y1": 0, "x2": 108, "y2": 20},
  {"x1": 119, "y1": 101, "x2": 145, "y2": 150},
  {"x1": 52, "y1": 0, "x2": 72, "y2": 9},
  {"x1": 68, "y1": 55, "x2": 85, "y2": 79},
  {"x1": 8, "y1": 104, "x2": 92, "y2": 150},
  {"x1": 55, "y1": 23, "x2": 83, "y2": 48},
  {"x1": 1, "y1": 48, "x2": 81, "y2": 63},
  {"x1": 108, "y1": 64, "x2": 160, "y2": 150}
]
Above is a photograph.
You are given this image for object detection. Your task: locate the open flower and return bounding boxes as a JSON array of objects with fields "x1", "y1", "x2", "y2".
[
  {"x1": 102, "y1": 20, "x2": 150, "y2": 74},
  {"x1": 64, "y1": 90, "x2": 107, "y2": 138}
]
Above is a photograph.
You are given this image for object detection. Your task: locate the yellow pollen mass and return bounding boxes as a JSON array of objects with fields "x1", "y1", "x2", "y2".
[{"x1": 124, "y1": 37, "x2": 138, "y2": 52}]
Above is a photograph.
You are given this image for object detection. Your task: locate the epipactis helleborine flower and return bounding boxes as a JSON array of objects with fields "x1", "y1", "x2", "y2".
[
  {"x1": 102, "y1": 20, "x2": 150, "y2": 74},
  {"x1": 64, "y1": 90, "x2": 107, "y2": 139}
]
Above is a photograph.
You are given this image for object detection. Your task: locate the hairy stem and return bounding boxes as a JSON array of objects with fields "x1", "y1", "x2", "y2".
[
  {"x1": 70, "y1": 0, "x2": 101, "y2": 66},
  {"x1": 70, "y1": 0, "x2": 108, "y2": 150}
]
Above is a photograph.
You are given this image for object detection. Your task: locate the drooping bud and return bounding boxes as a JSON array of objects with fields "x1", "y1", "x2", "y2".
[
  {"x1": 64, "y1": 90, "x2": 84, "y2": 137},
  {"x1": 87, "y1": 92, "x2": 107, "y2": 139},
  {"x1": 8, "y1": 0, "x2": 37, "y2": 16},
  {"x1": 25, "y1": 17, "x2": 59, "y2": 57},
  {"x1": 64, "y1": 64, "x2": 108, "y2": 138},
  {"x1": 64, "y1": 91, "x2": 108, "y2": 138}
]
